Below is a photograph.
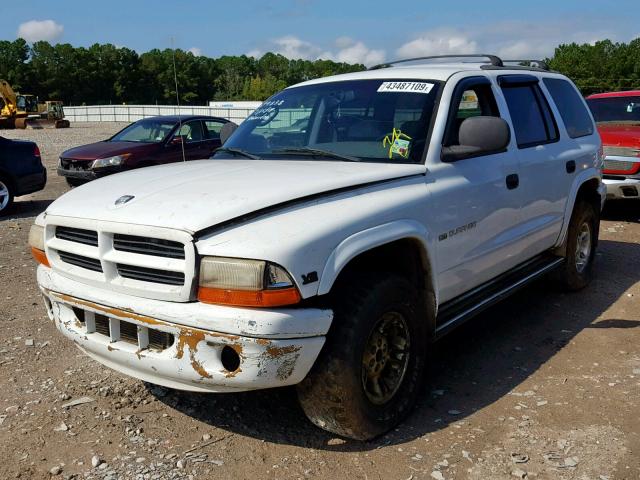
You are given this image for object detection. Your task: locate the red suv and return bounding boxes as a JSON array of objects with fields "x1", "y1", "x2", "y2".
[
  {"x1": 586, "y1": 91, "x2": 640, "y2": 200},
  {"x1": 58, "y1": 115, "x2": 229, "y2": 186}
]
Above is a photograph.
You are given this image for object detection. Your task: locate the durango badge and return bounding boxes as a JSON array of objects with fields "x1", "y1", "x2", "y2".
[{"x1": 115, "y1": 195, "x2": 135, "y2": 206}]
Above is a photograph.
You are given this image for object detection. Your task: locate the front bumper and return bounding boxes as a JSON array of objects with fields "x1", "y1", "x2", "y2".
[
  {"x1": 38, "y1": 266, "x2": 331, "y2": 392},
  {"x1": 603, "y1": 177, "x2": 640, "y2": 200},
  {"x1": 57, "y1": 165, "x2": 122, "y2": 181}
]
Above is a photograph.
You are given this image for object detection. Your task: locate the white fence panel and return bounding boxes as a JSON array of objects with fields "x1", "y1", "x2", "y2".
[{"x1": 63, "y1": 105, "x2": 257, "y2": 124}]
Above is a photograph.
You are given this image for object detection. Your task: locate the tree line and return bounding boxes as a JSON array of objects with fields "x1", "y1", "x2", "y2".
[
  {"x1": 1, "y1": 37, "x2": 638, "y2": 105},
  {"x1": 0, "y1": 39, "x2": 363, "y2": 105}
]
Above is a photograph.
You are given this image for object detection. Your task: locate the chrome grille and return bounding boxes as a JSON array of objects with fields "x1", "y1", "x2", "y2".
[
  {"x1": 113, "y1": 234, "x2": 185, "y2": 259},
  {"x1": 604, "y1": 159, "x2": 637, "y2": 172},
  {"x1": 117, "y1": 264, "x2": 185, "y2": 286},
  {"x1": 603, "y1": 146, "x2": 640, "y2": 157},
  {"x1": 60, "y1": 158, "x2": 92, "y2": 171},
  {"x1": 58, "y1": 251, "x2": 103, "y2": 272},
  {"x1": 56, "y1": 226, "x2": 98, "y2": 246}
]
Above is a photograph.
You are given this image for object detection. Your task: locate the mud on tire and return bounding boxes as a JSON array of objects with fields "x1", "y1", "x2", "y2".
[
  {"x1": 554, "y1": 199, "x2": 599, "y2": 291},
  {"x1": 296, "y1": 273, "x2": 428, "y2": 440}
]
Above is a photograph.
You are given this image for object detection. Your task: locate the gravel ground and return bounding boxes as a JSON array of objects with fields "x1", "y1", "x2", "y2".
[{"x1": 1, "y1": 123, "x2": 639, "y2": 480}]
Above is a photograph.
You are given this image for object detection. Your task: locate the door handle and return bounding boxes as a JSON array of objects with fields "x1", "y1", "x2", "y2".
[
  {"x1": 506, "y1": 173, "x2": 519, "y2": 190},
  {"x1": 566, "y1": 160, "x2": 576, "y2": 173}
]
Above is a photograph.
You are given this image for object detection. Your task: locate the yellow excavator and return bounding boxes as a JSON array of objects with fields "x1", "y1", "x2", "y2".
[{"x1": 0, "y1": 79, "x2": 70, "y2": 129}]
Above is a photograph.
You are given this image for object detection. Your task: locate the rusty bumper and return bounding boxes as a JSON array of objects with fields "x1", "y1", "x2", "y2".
[{"x1": 38, "y1": 267, "x2": 330, "y2": 392}]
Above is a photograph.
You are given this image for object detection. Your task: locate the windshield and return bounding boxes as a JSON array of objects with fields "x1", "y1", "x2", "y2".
[
  {"x1": 216, "y1": 79, "x2": 442, "y2": 163},
  {"x1": 110, "y1": 119, "x2": 176, "y2": 143},
  {"x1": 587, "y1": 96, "x2": 640, "y2": 124}
]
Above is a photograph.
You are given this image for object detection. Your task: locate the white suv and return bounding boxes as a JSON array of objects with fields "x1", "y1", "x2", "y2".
[{"x1": 30, "y1": 55, "x2": 605, "y2": 440}]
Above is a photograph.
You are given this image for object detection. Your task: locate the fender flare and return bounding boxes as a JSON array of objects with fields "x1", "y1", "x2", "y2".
[
  {"x1": 317, "y1": 219, "x2": 437, "y2": 299},
  {"x1": 556, "y1": 170, "x2": 604, "y2": 249}
]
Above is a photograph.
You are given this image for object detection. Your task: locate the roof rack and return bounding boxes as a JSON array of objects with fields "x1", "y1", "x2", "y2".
[
  {"x1": 368, "y1": 54, "x2": 504, "y2": 70},
  {"x1": 501, "y1": 59, "x2": 550, "y2": 71}
]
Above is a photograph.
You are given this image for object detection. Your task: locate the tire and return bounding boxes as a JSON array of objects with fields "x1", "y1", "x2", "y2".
[
  {"x1": 296, "y1": 273, "x2": 428, "y2": 440},
  {"x1": 66, "y1": 177, "x2": 86, "y2": 188},
  {"x1": 554, "y1": 199, "x2": 599, "y2": 291},
  {"x1": 0, "y1": 175, "x2": 14, "y2": 216}
]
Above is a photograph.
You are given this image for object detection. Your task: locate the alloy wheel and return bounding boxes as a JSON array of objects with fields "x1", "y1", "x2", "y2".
[{"x1": 361, "y1": 311, "x2": 411, "y2": 405}]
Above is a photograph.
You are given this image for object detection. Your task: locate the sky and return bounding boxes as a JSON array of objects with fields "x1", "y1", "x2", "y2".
[{"x1": 2, "y1": 0, "x2": 639, "y2": 66}]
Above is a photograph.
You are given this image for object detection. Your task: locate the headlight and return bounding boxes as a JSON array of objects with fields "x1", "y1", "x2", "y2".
[
  {"x1": 91, "y1": 154, "x2": 130, "y2": 169},
  {"x1": 197, "y1": 257, "x2": 301, "y2": 307},
  {"x1": 28, "y1": 224, "x2": 49, "y2": 267}
]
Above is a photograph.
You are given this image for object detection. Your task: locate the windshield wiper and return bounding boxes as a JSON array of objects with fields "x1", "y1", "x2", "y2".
[
  {"x1": 273, "y1": 147, "x2": 362, "y2": 162},
  {"x1": 214, "y1": 147, "x2": 261, "y2": 160}
]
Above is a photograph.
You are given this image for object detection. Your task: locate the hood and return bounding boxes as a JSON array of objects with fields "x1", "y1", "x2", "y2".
[
  {"x1": 596, "y1": 124, "x2": 640, "y2": 149},
  {"x1": 61, "y1": 141, "x2": 159, "y2": 161},
  {"x1": 46, "y1": 159, "x2": 426, "y2": 233}
]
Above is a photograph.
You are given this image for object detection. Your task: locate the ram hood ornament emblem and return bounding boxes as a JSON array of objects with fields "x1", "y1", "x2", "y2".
[{"x1": 115, "y1": 195, "x2": 135, "y2": 206}]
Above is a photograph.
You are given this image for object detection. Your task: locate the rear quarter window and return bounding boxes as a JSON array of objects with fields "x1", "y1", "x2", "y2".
[{"x1": 543, "y1": 78, "x2": 594, "y2": 138}]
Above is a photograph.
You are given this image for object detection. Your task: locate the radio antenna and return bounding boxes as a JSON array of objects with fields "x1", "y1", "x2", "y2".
[{"x1": 171, "y1": 37, "x2": 186, "y2": 162}]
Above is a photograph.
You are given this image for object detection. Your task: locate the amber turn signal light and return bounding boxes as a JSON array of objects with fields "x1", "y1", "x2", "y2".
[
  {"x1": 30, "y1": 247, "x2": 50, "y2": 267},
  {"x1": 197, "y1": 286, "x2": 301, "y2": 308}
]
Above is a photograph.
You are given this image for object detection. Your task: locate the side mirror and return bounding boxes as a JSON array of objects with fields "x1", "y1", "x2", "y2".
[
  {"x1": 219, "y1": 122, "x2": 238, "y2": 145},
  {"x1": 170, "y1": 136, "x2": 184, "y2": 146},
  {"x1": 442, "y1": 116, "x2": 510, "y2": 161}
]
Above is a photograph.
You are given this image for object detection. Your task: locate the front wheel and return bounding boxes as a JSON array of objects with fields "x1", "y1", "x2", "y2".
[
  {"x1": 554, "y1": 199, "x2": 599, "y2": 291},
  {"x1": 296, "y1": 273, "x2": 427, "y2": 440}
]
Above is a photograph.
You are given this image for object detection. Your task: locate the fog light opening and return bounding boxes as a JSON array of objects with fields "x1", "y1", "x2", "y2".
[{"x1": 221, "y1": 345, "x2": 241, "y2": 372}]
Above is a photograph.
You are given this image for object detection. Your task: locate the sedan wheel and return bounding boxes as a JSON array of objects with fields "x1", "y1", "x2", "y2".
[{"x1": 0, "y1": 178, "x2": 14, "y2": 215}]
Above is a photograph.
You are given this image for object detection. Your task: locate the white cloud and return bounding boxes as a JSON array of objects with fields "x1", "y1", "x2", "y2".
[
  {"x1": 248, "y1": 35, "x2": 385, "y2": 66},
  {"x1": 396, "y1": 29, "x2": 478, "y2": 58},
  {"x1": 187, "y1": 47, "x2": 202, "y2": 56},
  {"x1": 320, "y1": 37, "x2": 386, "y2": 66},
  {"x1": 273, "y1": 35, "x2": 322, "y2": 60},
  {"x1": 394, "y1": 21, "x2": 633, "y2": 63},
  {"x1": 17, "y1": 19, "x2": 63, "y2": 43}
]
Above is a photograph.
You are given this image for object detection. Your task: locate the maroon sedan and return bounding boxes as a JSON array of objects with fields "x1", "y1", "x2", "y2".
[{"x1": 57, "y1": 115, "x2": 229, "y2": 186}]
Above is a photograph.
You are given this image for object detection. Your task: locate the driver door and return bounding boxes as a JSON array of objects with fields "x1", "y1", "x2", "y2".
[
  {"x1": 172, "y1": 120, "x2": 207, "y2": 160},
  {"x1": 428, "y1": 76, "x2": 524, "y2": 303}
]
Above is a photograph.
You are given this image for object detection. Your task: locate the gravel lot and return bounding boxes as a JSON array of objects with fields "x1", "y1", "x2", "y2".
[{"x1": 1, "y1": 123, "x2": 639, "y2": 480}]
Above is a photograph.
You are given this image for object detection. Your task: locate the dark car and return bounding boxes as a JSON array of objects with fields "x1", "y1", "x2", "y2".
[
  {"x1": 0, "y1": 136, "x2": 47, "y2": 215},
  {"x1": 57, "y1": 115, "x2": 229, "y2": 186}
]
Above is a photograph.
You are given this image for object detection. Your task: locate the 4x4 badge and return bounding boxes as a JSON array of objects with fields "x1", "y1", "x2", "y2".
[{"x1": 115, "y1": 195, "x2": 135, "y2": 206}]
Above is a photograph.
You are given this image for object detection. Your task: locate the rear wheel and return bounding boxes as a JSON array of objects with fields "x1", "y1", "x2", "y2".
[
  {"x1": 0, "y1": 176, "x2": 15, "y2": 216},
  {"x1": 296, "y1": 273, "x2": 427, "y2": 440},
  {"x1": 554, "y1": 199, "x2": 599, "y2": 290}
]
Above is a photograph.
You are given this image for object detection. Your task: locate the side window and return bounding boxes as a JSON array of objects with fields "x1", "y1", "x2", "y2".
[
  {"x1": 501, "y1": 83, "x2": 558, "y2": 148},
  {"x1": 176, "y1": 121, "x2": 204, "y2": 143},
  {"x1": 204, "y1": 120, "x2": 225, "y2": 140},
  {"x1": 543, "y1": 78, "x2": 594, "y2": 138},
  {"x1": 444, "y1": 82, "x2": 500, "y2": 147}
]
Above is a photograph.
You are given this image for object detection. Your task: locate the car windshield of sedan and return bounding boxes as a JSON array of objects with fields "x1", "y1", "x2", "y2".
[
  {"x1": 215, "y1": 79, "x2": 442, "y2": 163},
  {"x1": 587, "y1": 96, "x2": 640, "y2": 125},
  {"x1": 110, "y1": 119, "x2": 177, "y2": 143}
]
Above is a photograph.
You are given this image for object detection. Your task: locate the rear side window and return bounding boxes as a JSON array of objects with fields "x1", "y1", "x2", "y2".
[
  {"x1": 501, "y1": 84, "x2": 558, "y2": 148},
  {"x1": 543, "y1": 78, "x2": 594, "y2": 138}
]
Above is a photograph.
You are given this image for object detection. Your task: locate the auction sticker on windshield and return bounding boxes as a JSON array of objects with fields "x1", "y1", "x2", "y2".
[{"x1": 377, "y1": 82, "x2": 434, "y2": 94}]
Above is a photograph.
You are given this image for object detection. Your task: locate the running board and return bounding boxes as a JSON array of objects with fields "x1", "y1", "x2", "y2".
[{"x1": 435, "y1": 254, "x2": 564, "y2": 339}]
